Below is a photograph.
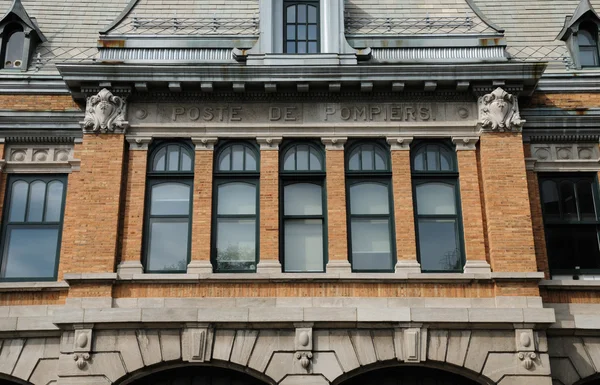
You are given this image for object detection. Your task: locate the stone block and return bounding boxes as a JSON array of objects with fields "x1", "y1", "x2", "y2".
[
  {"x1": 304, "y1": 308, "x2": 356, "y2": 322},
  {"x1": 230, "y1": 330, "x2": 259, "y2": 366},
  {"x1": 0, "y1": 317, "x2": 17, "y2": 331},
  {"x1": 0, "y1": 339, "x2": 24, "y2": 374},
  {"x1": 53, "y1": 309, "x2": 84, "y2": 324},
  {"x1": 350, "y1": 330, "x2": 377, "y2": 365},
  {"x1": 9, "y1": 305, "x2": 48, "y2": 317},
  {"x1": 495, "y1": 297, "x2": 528, "y2": 308},
  {"x1": 12, "y1": 338, "x2": 45, "y2": 380},
  {"x1": 372, "y1": 330, "x2": 395, "y2": 361},
  {"x1": 357, "y1": 307, "x2": 410, "y2": 322},
  {"x1": 212, "y1": 330, "x2": 236, "y2": 361},
  {"x1": 276, "y1": 297, "x2": 313, "y2": 308},
  {"x1": 58, "y1": 353, "x2": 126, "y2": 383},
  {"x1": 574, "y1": 314, "x2": 600, "y2": 329},
  {"x1": 523, "y1": 308, "x2": 556, "y2": 323},
  {"x1": 312, "y1": 352, "x2": 343, "y2": 382},
  {"x1": 549, "y1": 357, "x2": 581, "y2": 385},
  {"x1": 412, "y1": 308, "x2": 469, "y2": 322},
  {"x1": 548, "y1": 337, "x2": 596, "y2": 379},
  {"x1": 329, "y1": 330, "x2": 360, "y2": 372},
  {"x1": 198, "y1": 308, "x2": 249, "y2": 322},
  {"x1": 468, "y1": 308, "x2": 523, "y2": 323},
  {"x1": 112, "y1": 298, "x2": 138, "y2": 308},
  {"x1": 160, "y1": 330, "x2": 182, "y2": 362},
  {"x1": 30, "y1": 358, "x2": 58, "y2": 385},
  {"x1": 141, "y1": 308, "x2": 196, "y2": 322},
  {"x1": 249, "y1": 307, "x2": 302, "y2": 322},
  {"x1": 84, "y1": 309, "x2": 141, "y2": 323},
  {"x1": 465, "y1": 331, "x2": 515, "y2": 374},
  {"x1": 137, "y1": 298, "x2": 165, "y2": 308},
  {"x1": 248, "y1": 330, "x2": 281, "y2": 373},
  {"x1": 117, "y1": 331, "x2": 145, "y2": 372},
  {"x1": 483, "y1": 352, "x2": 551, "y2": 383},
  {"x1": 235, "y1": 298, "x2": 276, "y2": 307},
  {"x1": 446, "y1": 330, "x2": 471, "y2": 367},
  {"x1": 17, "y1": 316, "x2": 58, "y2": 331},
  {"x1": 266, "y1": 352, "x2": 295, "y2": 383},
  {"x1": 136, "y1": 330, "x2": 161, "y2": 366},
  {"x1": 427, "y1": 330, "x2": 449, "y2": 362}
]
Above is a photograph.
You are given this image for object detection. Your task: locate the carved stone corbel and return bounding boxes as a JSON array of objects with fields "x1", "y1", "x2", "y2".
[
  {"x1": 294, "y1": 326, "x2": 313, "y2": 373},
  {"x1": 81, "y1": 88, "x2": 129, "y2": 134},
  {"x1": 73, "y1": 327, "x2": 93, "y2": 370},
  {"x1": 516, "y1": 329, "x2": 538, "y2": 370},
  {"x1": 478, "y1": 87, "x2": 525, "y2": 133},
  {"x1": 182, "y1": 324, "x2": 214, "y2": 363}
]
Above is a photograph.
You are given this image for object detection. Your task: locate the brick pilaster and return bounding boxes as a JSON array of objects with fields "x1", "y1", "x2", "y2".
[
  {"x1": 188, "y1": 138, "x2": 218, "y2": 274},
  {"x1": 256, "y1": 137, "x2": 282, "y2": 273},
  {"x1": 322, "y1": 138, "x2": 351, "y2": 273},
  {"x1": 59, "y1": 134, "x2": 127, "y2": 279},
  {"x1": 387, "y1": 137, "x2": 420, "y2": 273},
  {"x1": 453, "y1": 137, "x2": 491, "y2": 274},
  {"x1": 479, "y1": 133, "x2": 537, "y2": 272}
]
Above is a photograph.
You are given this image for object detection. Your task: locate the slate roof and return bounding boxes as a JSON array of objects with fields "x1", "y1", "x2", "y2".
[{"x1": 0, "y1": 0, "x2": 599, "y2": 75}]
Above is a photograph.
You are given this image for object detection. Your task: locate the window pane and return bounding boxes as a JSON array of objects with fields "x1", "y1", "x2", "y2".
[
  {"x1": 9, "y1": 180, "x2": 28, "y2": 222},
  {"x1": 245, "y1": 148, "x2": 257, "y2": 171},
  {"x1": 440, "y1": 149, "x2": 452, "y2": 171},
  {"x1": 580, "y1": 48, "x2": 598, "y2": 67},
  {"x1": 351, "y1": 219, "x2": 392, "y2": 271},
  {"x1": 167, "y1": 145, "x2": 180, "y2": 171},
  {"x1": 541, "y1": 180, "x2": 560, "y2": 219},
  {"x1": 349, "y1": 151, "x2": 360, "y2": 171},
  {"x1": 5, "y1": 30, "x2": 24, "y2": 68},
  {"x1": 374, "y1": 148, "x2": 386, "y2": 170},
  {"x1": 577, "y1": 180, "x2": 597, "y2": 221},
  {"x1": 297, "y1": 42, "x2": 307, "y2": 53},
  {"x1": 44, "y1": 181, "x2": 64, "y2": 222},
  {"x1": 286, "y1": 5, "x2": 296, "y2": 22},
  {"x1": 3, "y1": 228, "x2": 58, "y2": 278},
  {"x1": 350, "y1": 183, "x2": 389, "y2": 215},
  {"x1": 308, "y1": 5, "x2": 317, "y2": 23},
  {"x1": 150, "y1": 183, "x2": 190, "y2": 216},
  {"x1": 416, "y1": 183, "x2": 456, "y2": 215},
  {"x1": 309, "y1": 147, "x2": 321, "y2": 170},
  {"x1": 308, "y1": 25, "x2": 318, "y2": 40},
  {"x1": 579, "y1": 29, "x2": 596, "y2": 45},
  {"x1": 181, "y1": 148, "x2": 192, "y2": 171},
  {"x1": 560, "y1": 181, "x2": 578, "y2": 220},
  {"x1": 284, "y1": 183, "x2": 322, "y2": 215},
  {"x1": 298, "y1": 25, "x2": 307, "y2": 40},
  {"x1": 147, "y1": 219, "x2": 189, "y2": 271},
  {"x1": 297, "y1": 4, "x2": 306, "y2": 23},
  {"x1": 287, "y1": 25, "x2": 296, "y2": 40},
  {"x1": 27, "y1": 181, "x2": 46, "y2": 222},
  {"x1": 546, "y1": 225, "x2": 600, "y2": 271},
  {"x1": 418, "y1": 219, "x2": 461, "y2": 272},
  {"x1": 218, "y1": 183, "x2": 256, "y2": 215},
  {"x1": 287, "y1": 42, "x2": 296, "y2": 53},
  {"x1": 284, "y1": 219, "x2": 323, "y2": 272},
  {"x1": 232, "y1": 145, "x2": 244, "y2": 170},
  {"x1": 297, "y1": 145, "x2": 309, "y2": 170},
  {"x1": 413, "y1": 149, "x2": 425, "y2": 171},
  {"x1": 283, "y1": 148, "x2": 296, "y2": 171},
  {"x1": 362, "y1": 145, "x2": 374, "y2": 170},
  {"x1": 427, "y1": 147, "x2": 439, "y2": 170},
  {"x1": 153, "y1": 147, "x2": 166, "y2": 171},
  {"x1": 216, "y1": 218, "x2": 256, "y2": 271},
  {"x1": 218, "y1": 147, "x2": 231, "y2": 171},
  {"x1": 308, "y1": 42, "x2": 318, "y2": 53}
]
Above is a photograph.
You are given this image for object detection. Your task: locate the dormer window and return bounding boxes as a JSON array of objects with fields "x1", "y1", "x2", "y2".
[
  {"x1": 2, "y1": 23, "x2": 24, "y2": 69},
  {"x1": 578, "y1": 22, "x2": 600, "y2": 67},
  {"x1": 284, "y1": 1, "x2": 319, "y2": 54}
]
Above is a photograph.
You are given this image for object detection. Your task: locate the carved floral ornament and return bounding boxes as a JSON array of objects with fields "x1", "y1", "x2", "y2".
[
  {"x1": 478, "y1": 87, "x2": 525, "y2": 132},
  {"x1": 82, "y1": 89, "x2": 129, "y2": 134}
]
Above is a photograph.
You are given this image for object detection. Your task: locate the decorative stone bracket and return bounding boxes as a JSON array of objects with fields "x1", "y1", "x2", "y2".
[
  {"x1": 478, "y1": 87, "x2": 525, "y2": 132},
  {"x1": 183, "y1": 324, "x2": 214, "y2": 363},
  {"x1": 516, "y1": 329, "x2": 539, "y2": 370},
  {"x1": 394, "y1": 326, "x2": 428, "y2": 363},
  {"x1": 73, "y1": 328, "x2": 93, "y2": 370},
  {"x1": 295, "y1": 326, "x2": 313, "y2": 373},
  {"x1": 81, "y1": 88, "x2": 129, "y2": 134}
]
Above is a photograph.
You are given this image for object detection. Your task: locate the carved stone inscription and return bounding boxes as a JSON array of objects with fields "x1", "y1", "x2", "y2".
[{"x1": 130, "y1": 102, "x2": 476, "y2": 125}]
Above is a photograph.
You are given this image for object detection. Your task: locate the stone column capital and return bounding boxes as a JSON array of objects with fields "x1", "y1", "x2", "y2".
[
  {"x1": 452, "y1": 136, "x2": 479, "y2": 151},
  {"x1": 192, "y1": 137, "x2": 219, "y2": 151},
  {"x1": 321, "y1": 137, "x2": 347, "y2": 150},
  {"x1": 387, "y1": 136, "x2": 413, "y2": 151},
  {"x1": 126, "y1": 136, "x2": 152, "y2": 151},
  {"x1": 256, "y1": 137, "x2": 283, "y2": 151}
]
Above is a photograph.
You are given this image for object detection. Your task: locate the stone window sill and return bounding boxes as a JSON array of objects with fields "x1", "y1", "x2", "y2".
[
  {"x1": 540, "y1": 279, "x2": 600, "y2": 290},
  {"x1": 0, "y1": 281, "x2": 69, "y2": 292}
]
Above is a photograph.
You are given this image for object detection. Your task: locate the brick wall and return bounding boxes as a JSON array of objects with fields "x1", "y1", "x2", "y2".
[
  {"x1": 120, "y1": 149, "x2": 147, "y2": 265},
  {"x1": 479, "y1": 133, "x2": 537, "y2": 272},
  {"x1": 325, "y1": 149, "x2": 349, "y2": 264},
  {"x1": 59, "y1": 134, "x2": 126, "y2": 278},
  {"x1": 391, "y1": 150, "x2": 417, "y2": 262},
  {"x1": 259, "y1": 150, "x2": 279, "y2": 263},
  {"x1": 191, "y1": 149, "x2": 214, "y2": 264},
  {"x1": 526, "y1": 93, "x2": 600, "y2": 109},
  {"x1": 0, "y1": 95, "x2": 80, "y2": 111}
]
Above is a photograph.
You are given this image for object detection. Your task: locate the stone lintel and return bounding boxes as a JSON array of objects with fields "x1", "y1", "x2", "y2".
[
  {"x1": 387, "y1": 136, "x2": 413, "y2": 151},
  {"x1": 191, "y1": 137, "x2": 218, "y2": 151},
  {"x1": 321, "y1": 137, "x2": 347, "y2": 151},
  {"x1": 452, "y1": 136, "x2": 480, "y2": 151},
  {"x1": 125, "y1": 136, "x2": 152, "y2": 151}
]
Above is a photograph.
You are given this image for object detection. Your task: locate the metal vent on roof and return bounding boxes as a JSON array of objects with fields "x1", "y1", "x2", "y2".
[
  {"x1": 370, "y1": 47, "x2": 506, "y2": 62},
  {"x1": 99, "y1": 48, "x2": 235, "y2": 63}
]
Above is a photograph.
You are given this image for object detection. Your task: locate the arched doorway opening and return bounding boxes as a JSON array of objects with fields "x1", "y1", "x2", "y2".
[
  {"x1": 120, "y1": 365, "x2": 271, "y2": 385},
  {"x1": 337, "y1": 366, "x2": 485, "y2": 385}
]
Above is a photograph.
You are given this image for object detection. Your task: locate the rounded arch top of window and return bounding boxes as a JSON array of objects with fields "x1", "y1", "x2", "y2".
[
  {"x1": 3, "y1": 23, "x2": 25, "y2": 70},
  {"x1": 150, "y1": 143, "x2": 194, "y2": 173},
  {"x1": 578, "y1": 22, "x2": 599, "y2": 43},
  {"x1": 282, "y1": 143, "x2": 324, "y2": 172},
  {"x1": 217, "y1": 143, "x2": 259, "y2": 172},
  {"x1": 347, "y1": 143, "x2": 390, "y2": 172},
  {"x1": 412, "y1": 143, "x2": 456, "y2": 172}
]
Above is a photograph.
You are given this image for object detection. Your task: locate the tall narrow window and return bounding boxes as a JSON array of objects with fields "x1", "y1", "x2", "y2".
[
  {"x1": 411, "y1": 142, "x2": 464, "y2": 272},
  {"x1": 213, "y1": 142, "x2": 259, "y2": 272},
  {"x1": 539, "y1": 174, "x2": 600, "y2": 277},
  {"x1": 143, "y1": 142, "x2": 194, "y2": 273},
  {"x1": 2, "y1": 24, "x2": 25, "y2": 69},
  {"x1": 1, "y1": 175, "x2": 67, "y2": 280},
  {"x1": 346, "y1": 142, "x2": 395, "y2": 272},
  {"x1": 578, "y1": 22, "x2": 600, "y2": 67},
  {"x1": 281, "y1": 142, "x2": 326, "y2": 272},
  {"x1": 284, "y1": 1, "x2": 320, "y2": 53}
]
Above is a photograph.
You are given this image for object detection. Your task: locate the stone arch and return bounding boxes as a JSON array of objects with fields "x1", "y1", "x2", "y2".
[
  {"x1": 0, "y1": 375, "x2": 34, "y2": 385},
  {"x1": 332, "y1": 362, "x2": 493, "y2": 385}
]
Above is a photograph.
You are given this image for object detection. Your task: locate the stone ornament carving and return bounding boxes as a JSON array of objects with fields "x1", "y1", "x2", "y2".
[
  {"x1": 295, "y1": 327, "x2": 313, "y2": 372},
  {"x1": 82, "y1": 88, "x2": 129, "y2": 133},
  {"x1": 527, "y1": 143, "x2": 600, "y2": 171},
  {"x1": 387, "y1": 137, "x2": 413, "y2": 151},
  {"x1": 192, "y1": 137, "x2": 218, "y2": 151},
  {"x1": 4, "y1": 144, "x2": 80, "y2": 173},
  {"x1": 478, "y1": 87, "x2": 525, "y2": 132},
  {"x1": 515, "y1": 330, "x2": 538, "y2": 370},
  {"x1": 73, "y1": 329, "x2": 93, "y2": 370},
  {"x1": 183, "y1": 325, "x2": 214, "y2": 363},
  {"x1": 257, "y1": 137, "x2": 283, "y2": 151},
  {"x1": 321, "y1": 137, "x2": 347, "y2": 151},
  {"x1": 451, "y1": 136, "x2": 479, "y2": 151}
]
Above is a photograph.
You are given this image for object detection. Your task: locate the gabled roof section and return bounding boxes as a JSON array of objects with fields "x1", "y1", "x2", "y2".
[
  {"x1": 0, "y1": 0, "x2": 45, "y2": 41},
  {"x1": 558, "y1": 0, "x2": 600, "y2": 40}
]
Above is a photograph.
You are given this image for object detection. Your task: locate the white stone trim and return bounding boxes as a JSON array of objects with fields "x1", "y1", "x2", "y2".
[
  {"x1": 387, "y1": 136, "x2": 413, "y2": 151},
  {"x1": 256, "y1": 137, "x2": 283, "y2": 151},
  {"x1": 540, "y1": 279, "x2": 600, "y2": 289},
  {"x1": 187, "y1": 260, "x2": 214, "y2": 274},
  {"x1": 2, "y1": 143, "x2": 80, "y2": 173},
  {"x1": 526, "y1": 143, "x2": 600, "y2": 171},
  {"x1": 0, "y1": 281, "x2": 69, "y2": 292},
  {"x1": 463, "y1": 260, "x2": 492, "y2": 274},
  {"x1": 116, "y1": 261, "x2": 144, "y2": 277},
  {"x1": 325, "y1": 260, "x2": 352, "y2": 273},
  {"x1": 125, "y1": 136, "x2": 152, "y2": 151},
  {"x1": 452, "y1": 136, "x2": 479, "y2": 151},
  {"x1": 256, "y1": 260, "x2": 282, "y2": 274},
  {"x1": 321, "y1": 137, "x2": 347, "y2": 151},
  {"x1": 395, "y1": 260, "x2": 421, "y2": 274},
  {"x1": 191, "y1": 137, "x2": 218, "y2": 151}
]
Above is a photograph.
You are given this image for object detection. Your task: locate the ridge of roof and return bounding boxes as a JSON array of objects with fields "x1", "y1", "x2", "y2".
[
  {"x1": 0, "y1": 0, "x2": 46, "y2": 41},
  {"x1": 558, "y1": 0, "x2": 600, "y2": 40}
]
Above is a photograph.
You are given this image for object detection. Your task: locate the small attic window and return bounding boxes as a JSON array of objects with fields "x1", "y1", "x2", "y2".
[
  {"x1": 578, "y1": 22, "x2": 600, "y2": 67},
  {"x1": 2, "y1": 23, "x2": 24, "y2": 69}
]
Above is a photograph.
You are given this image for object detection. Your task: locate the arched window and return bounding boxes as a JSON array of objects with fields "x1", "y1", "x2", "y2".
[
  {"x1": 280, "y1": 142, "x2": 326, "y2": 272},
  {"x1": 284, "y1": 1, "x2": 320, "y2": 53},
  {"x1": 143, "y1": 142, "x2": 194, "y2": 273},
  {"x1": 1, "y1": 175, "x2": 67, "y2": 280},
  {"x1": 345, "y1": 142, "x2": 395, "y2": 272},
  {"x1": 213, "y1": 142, "x2": 259, "y2": 272},
  {"x1": 2, "y1": 24, "x2": 25, "y2": 69},
  {"x1": 411, "y1": 142, "x2": 464, "y2": 272},
  {"x1": 578, "y1": 22, "x2": 600, "y2": 67}
]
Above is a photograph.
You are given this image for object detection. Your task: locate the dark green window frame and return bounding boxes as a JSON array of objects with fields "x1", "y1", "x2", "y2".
[
  {"x1": 0, "y1": 174, "x2": 68, "y2": 281},
  {"x1": 280, "y1": 141, "x2": 327, "y2": 273},
  {"x1": 411, "y1": 141, "x2": 465, "y2": 273},
  {"x1": 578, "y1": 22, "x2": 600, "y2": 68},
  {"x1": 538, "y1": 173, "x2": 600, "y2": 277},
  {"x1": 142, "y1": 141, "x2": 194, "y2": 273},
  {"x1": 283, "y1": 0, "x2": 320, "y2": 54},
  {"x1": 212, "y1": 141, "x2": 260, "y2": 273},
  {"x1": 345, "y1": 141, "x2": 396, "y2": 273}
]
